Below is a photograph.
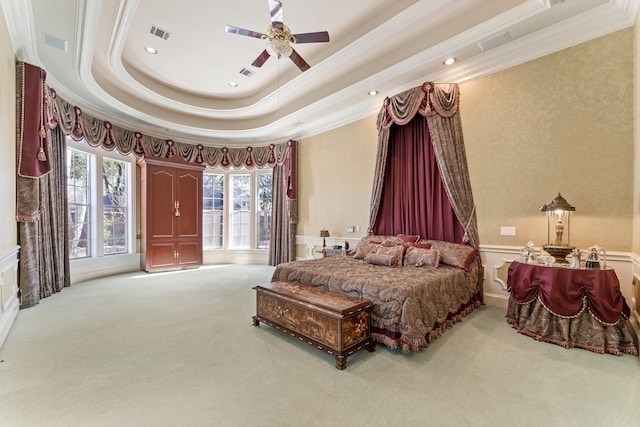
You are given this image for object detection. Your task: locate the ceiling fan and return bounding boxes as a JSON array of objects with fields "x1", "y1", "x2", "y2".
[{"x1": 225, "y1": 0, "x2": 329, "y2": 72}]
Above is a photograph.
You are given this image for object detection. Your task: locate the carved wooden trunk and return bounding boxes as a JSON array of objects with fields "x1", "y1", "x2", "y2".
[{"x1": 253, "y1": 281, "x2": 375, "y2": 369}]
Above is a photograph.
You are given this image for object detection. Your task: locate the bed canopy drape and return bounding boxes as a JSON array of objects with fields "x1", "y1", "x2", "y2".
[
  {"x1": 369, "y1": 82, "x2": 479, "y2": 248},
  {"x1": 16, "y1": 61, "x2": 297, "y2": 306},
  {"x1": 369, "y1": 81, "x2": 482, "y2": 300}
]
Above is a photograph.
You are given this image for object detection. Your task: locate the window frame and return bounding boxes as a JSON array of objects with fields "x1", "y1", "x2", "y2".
[
  {"x1": 203, "y1": 167, "x2": 272, "y2": 251},
  {"x1": 66, "y1": 139, "x2": 137, "y2": 260}
]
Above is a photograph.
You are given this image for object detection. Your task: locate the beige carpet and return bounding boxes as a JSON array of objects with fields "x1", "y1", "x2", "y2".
[{"x1": 0, "y1": 264, "x2": 639, "y2": 427}]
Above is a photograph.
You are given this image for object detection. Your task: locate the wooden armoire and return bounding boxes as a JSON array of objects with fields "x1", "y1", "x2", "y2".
[{"x1": 138, "y1": 156, "x2": 204, "y2": 272}]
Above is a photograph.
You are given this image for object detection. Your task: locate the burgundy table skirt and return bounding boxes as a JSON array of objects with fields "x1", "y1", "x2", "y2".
[{"x1": 506, "y1": 261, "x2": 637, "y2": 356}]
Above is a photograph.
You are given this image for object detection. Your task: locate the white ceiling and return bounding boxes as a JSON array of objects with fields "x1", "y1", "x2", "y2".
[{"x1": 1, "y1": 0, "x2": 638, "y2": 146}]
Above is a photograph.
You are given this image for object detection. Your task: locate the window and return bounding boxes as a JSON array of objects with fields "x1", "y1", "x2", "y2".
[
  {"x1": 203, "y1": 174, "x2": 224, "y2": 248},
  {"x1": 67, "y1": 150, "x2": 92, "y2": 258},
  {"x1": 203, "y1": 168, "x2": 272, "y2": 250},
  {"x1": 102, "y1": 158, "x2": 130, "y2": 255},
  {"x1": 66, "y1": 140, "x2": 135, "y2": 260}
]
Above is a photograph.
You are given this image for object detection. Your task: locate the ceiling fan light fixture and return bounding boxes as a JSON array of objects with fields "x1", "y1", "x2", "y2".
[{"x1": 266, "y1": 39, "x2": 292, "y2": 58}]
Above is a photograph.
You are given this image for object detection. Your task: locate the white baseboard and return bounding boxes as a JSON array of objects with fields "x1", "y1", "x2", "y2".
[
  {"x1": 70, "y1": 253, "x2": 141, "y2": 284},
  {"x1": 483, "y1": 292, "x2": 508, "y2": 309},
  {"x1": 0, "y1": 294, "x2": 18, "y2": 349}
]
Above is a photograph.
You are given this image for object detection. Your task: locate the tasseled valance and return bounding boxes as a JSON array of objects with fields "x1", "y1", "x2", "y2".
[{"x1": 46, "y1": 87, "x2": 294, "y2": 169}]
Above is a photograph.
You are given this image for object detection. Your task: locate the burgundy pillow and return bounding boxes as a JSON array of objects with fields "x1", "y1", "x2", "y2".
[
  {"x1": 412, "y1": 242, "x2": 432, "y2": 249},
  {"x1": 396, "y1": 234, "x2": 420, "y2": 244}
]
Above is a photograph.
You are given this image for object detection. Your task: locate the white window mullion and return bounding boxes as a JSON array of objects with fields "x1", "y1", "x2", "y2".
[{"x1": 94, "y1": 155, "x2": 103, "y2": 257}]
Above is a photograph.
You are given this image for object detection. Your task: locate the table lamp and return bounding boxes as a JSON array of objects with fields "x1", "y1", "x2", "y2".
[
  {"x1": 320, "y1": 229, "x2": 330, "y2": 249},
  {"x1": 539, "y1": 192, "x2": 575, "y2": 263}
]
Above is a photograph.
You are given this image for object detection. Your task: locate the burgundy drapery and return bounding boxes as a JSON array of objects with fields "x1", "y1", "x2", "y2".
[
  {"x1": 16, "y1": 60, "x2": 70, "y2": 308},
  {"x1": 373, "y1": 114, "x2": 465, "y2": 241},
  {"x1": 17, "y1": 63, "x2": 51, "y2": 178},
  {"x1": 269, "y1": 140, "x2": 298, "y2": 265},
  {"x1": 369, "y1": 82, "x2": 482, "y2": 302},
  {"x1": 16, "y1": 61, "x2": 298, "y2": 307}
]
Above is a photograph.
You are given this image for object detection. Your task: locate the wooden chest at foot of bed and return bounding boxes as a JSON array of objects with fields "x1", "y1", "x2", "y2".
[{"x1": 253, "y1": 281, "x2": 375, "y2": 370}]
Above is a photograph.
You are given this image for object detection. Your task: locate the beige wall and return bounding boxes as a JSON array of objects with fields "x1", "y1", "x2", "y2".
[
  {"x1": 297, "y1": 115, "x2": 378, "y2": 249},
  {"x1": 462, "y1": 28, "x2": 633, "y2": 252},
  {"x1": 297, "y1": 29, "x2": 634, "y2": 255},
  {"x1": 634, "y1": 13, "x2": 640, "y2": 258},
  {"x1": 0, "y1": 7, "x2": 16, "y2": 253}
]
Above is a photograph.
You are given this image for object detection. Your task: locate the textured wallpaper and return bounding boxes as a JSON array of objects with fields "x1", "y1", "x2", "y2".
[
  {"x1": 298, "y1": 116, "x2": 378, "y2": 242},
  {"x1": 460, "y1": 28, "x2": 634, "y2": 252},
  {"x1": 298, "y1": 29, "x2": 635, "y2": 255}
]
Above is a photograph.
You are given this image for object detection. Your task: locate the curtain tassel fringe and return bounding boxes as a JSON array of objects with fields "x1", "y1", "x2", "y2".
[{"x1": 37, "y1": 146, "x2": 47, "y2": 161}]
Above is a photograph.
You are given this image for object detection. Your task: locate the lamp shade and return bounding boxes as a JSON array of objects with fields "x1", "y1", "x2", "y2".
[
  {"x1": 319, "y1": 229, "x2": 330, "y2": 238},
  {"x1": 540, "y1": 192, "x2": 575, "y2": 263},
  {"x1": 539, "y1": 193, "x2": 575, "y2": 213}
]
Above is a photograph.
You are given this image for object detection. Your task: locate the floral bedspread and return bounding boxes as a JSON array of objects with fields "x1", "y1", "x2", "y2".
[{"x1": 271, "y1": 256, "x2": 480, "y2": 352}]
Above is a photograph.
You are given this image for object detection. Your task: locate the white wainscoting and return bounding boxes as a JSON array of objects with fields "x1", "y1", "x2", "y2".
[
  {"x1": 70, "y1": 253, "x2": 141, "y2": 285},
  {"x1": 203, "y1": 249, "x2": 269, "y2": 265},
  {"x1": 0, "y1": 246, "x2": 20, "y2": 349},
  {"x1": 294, "y1": 236, "x2": 639, "y2": 340},
  {"x1": 481, "y1": 245, "x2": 635, "y2": 307},
  {"x1": 296, "y1": 235, "x2": 361, "y2": 260}
]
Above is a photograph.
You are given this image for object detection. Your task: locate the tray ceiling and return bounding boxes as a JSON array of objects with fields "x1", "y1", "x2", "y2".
[{"x1": 1, "y1": 0, "x2": 638, "y2": 146}]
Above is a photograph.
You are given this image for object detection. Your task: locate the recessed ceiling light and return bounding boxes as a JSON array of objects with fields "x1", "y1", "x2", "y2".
[
  {"x1": 443, "y1": 57, "x2": 456, "y2": 66},
  {"x1": 229, "y1": 81, "x2": 238, "y2": 87},
  {"x1": 144, "y1": 46, "x2": 158, "y2": 54},
  {"x1": 368, "y1": 90, "x2": 378, "y2": 96}
]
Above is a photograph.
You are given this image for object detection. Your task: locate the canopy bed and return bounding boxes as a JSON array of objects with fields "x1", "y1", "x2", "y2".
[{"x1": 272, "y1": 82, "x2": 483, "y2": 352}]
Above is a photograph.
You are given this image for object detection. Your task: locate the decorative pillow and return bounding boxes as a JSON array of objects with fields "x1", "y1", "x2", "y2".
[
  {"x1": 396, "y1": 234, "x2": 420, "y2": 244},
  {"x1": 404, "y1": 247, "x2": 440, "y2": 267},
  {"x1": 363, "y1": 244, "x2": 403, "y2": 266},
  {"x1": 426, "y1": 240, "x2": 478, "y2": 271},
  {"x1": 416, "y1": 249, "x2": 440, "y2": 267},
  {"x1": 375, "y1": 244, "x2": 404, "y2": 259},
  {"x1": 353, "y1": 240, "x2": 381, "y2": 260},
  {"x1": 381, "y1": 237, "x2": 404, "y2": 247},
  {"x1": 365, "y1": 252, "x2": 400, "y2": 267}
]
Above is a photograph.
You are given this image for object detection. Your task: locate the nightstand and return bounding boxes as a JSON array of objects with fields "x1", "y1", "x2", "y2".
[
  {"x1": 505, "y1": 260, "x2": 637, "y2": 356},
  {"x1": 323, "y1": 248, "x2": 353, "y2": 257}
]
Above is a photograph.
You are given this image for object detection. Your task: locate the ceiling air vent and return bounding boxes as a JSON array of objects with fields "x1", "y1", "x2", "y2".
[
  {"x1": 44, "y1": 32, "x2": 68, "y2": 52},
  {"x1": 239, "y1": 68, "x2": 254, "y2": 77},
  {"x1": 149, "y1": 24, "x2": 171, "y2": 40},
  {"x1": 478, "y1": 31, "x2": 511, "y2": 52}
]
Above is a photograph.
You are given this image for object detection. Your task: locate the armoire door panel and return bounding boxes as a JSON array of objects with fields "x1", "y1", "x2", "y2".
[
  {"x1": 148, "y1": 242, "x2": 176, "y2": 269},
  {"x1": 149, "y1": 170, "x2": 175, "y2": 238},
  {"x1": 177, "y1": 172, "x2": 201, "y2": 238},
  {"x1": 177, "y1": 241, "x2": 202, "y2": 267}
]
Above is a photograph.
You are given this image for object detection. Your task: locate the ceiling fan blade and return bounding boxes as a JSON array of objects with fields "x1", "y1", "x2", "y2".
[
  {"x1": 292, "y1": 31, "x2": 330, "y2": 44},
  {"x1": 268, "y1": 0, "x2": 284, "y2": 29},
  {"x1": 289, "y1": 49, "x2": 310, "y2": 72},
  {"x1": 225, "y1": 25, "x2": 266, "y2": 39},
  {"x1": 251, "y1": 49, "x2": 272, "y2": 68}
]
